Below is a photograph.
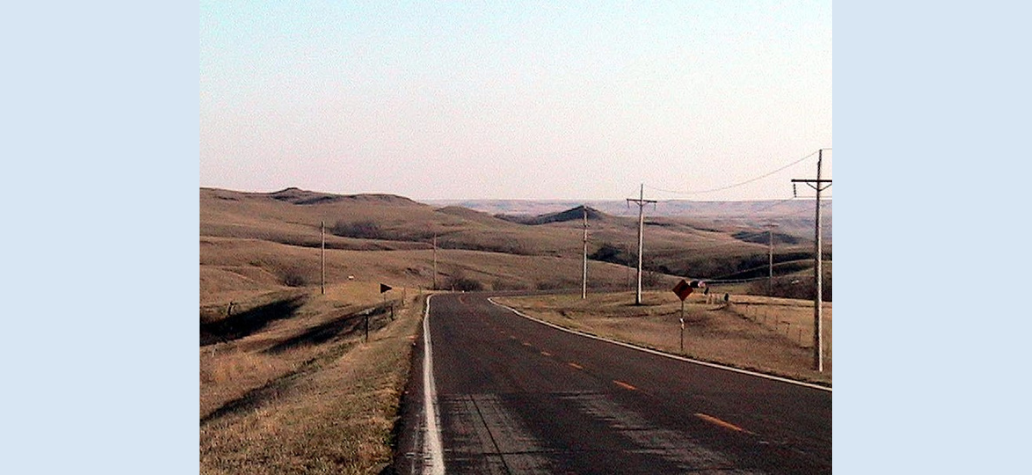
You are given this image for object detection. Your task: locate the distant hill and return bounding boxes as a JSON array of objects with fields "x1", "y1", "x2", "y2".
[
  {"x1": 427, "y1": 199, "x2": 831, "y2": 244},
  {"x1": 201, "y1": 187, "x2": 831, "y2": 304},
  {"x1": 211, "y1": 187, "x2": 421, "y2": 206},
  {"x1": 425, "y1": 198, "x2": 830, "y2": 219},
  {"x1": 498, "y1": 205, "x2": 610, "y2": 225}
]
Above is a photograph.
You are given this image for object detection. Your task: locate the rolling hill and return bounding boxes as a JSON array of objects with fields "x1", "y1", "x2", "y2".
[{"x1": 201, "y1": 187, "x2": 831, "y2": 306}]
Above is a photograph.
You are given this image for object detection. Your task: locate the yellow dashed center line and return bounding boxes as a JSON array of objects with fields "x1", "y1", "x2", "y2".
[
  {"x1": 567, "y1": 362, "x2": 584, "y2": 370},
  {"x1": 613, "y1": 380, "x2": 638, "y2": 391},
  {"x1": 540, "y1": 351, "x2": 552, "y2": 357},
  {"x1": 522, "y1": 342, "x2": 533, "y2": 347},
  {"x1": 694, "y1": 413, "x2": 754, "y2": 435}
]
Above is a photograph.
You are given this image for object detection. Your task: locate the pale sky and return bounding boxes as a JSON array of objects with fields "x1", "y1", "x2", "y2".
[{"x1": 200, "y1": 1, "x2": 831, "y2": 201}]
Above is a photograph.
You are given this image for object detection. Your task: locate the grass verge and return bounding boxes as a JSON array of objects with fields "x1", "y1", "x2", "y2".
[
  {"x1": 200, "y1": 284, "x2": 426, "y2": 474},
  {"x1": 495, "y1": 290, "x2": 831, "y2": 386}
]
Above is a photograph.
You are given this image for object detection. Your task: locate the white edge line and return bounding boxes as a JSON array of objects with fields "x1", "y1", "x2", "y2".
[
  {"x1": 422, "y1": 295, "x2": 445, "y2": 475},
  {"x1": 487, "y1": 297, "x2": 831, "y2": 393}
]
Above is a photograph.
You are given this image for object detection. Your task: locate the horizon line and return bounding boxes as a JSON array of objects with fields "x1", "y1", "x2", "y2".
[{"x1": 200, "y1": 185, "x2": 831, "y2": 203}]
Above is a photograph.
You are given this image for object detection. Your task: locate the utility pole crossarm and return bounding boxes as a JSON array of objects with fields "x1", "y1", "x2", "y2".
[
  {"x1": 625, "y1": 198, "x2": 659, "y2": 206},
  {"x1": 791, "y1": 178, "x2": 833, "y2": 193}
]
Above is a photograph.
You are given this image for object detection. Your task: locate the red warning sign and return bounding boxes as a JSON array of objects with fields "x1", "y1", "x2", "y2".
[{"x1": 672, "y1": 279, "x2": 693, "y2": 301}]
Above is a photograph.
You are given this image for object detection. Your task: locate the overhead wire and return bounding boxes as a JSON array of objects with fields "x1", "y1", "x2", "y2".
[
  {"x1": 646, "y1": 149, "x2": 822, "y2": 197},
  {"x1": 617, "y1": 150, "x2": 831, "y2": 281}
]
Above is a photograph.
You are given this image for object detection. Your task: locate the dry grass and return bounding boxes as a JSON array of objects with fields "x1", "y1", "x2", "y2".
[
  {"x1": 201, "y1": 235, "x2": 643, "y2": 306},
  {"x1": 496, "y1": 291, "x2": 832, "y2": 386},
  {"x1": 198, "y1": 186, "x2": 832, "y2": 472},
  {"x1": 200, "y1": 187, "x2": 822, "y2": 301},
  {"x1": 200, "y1": 283, "x2": 426, "y2": 474}
]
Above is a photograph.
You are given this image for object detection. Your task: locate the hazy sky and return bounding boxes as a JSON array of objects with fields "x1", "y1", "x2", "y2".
[{"x1": 200, "y1": 1, "x2": 831, "y2": 201}]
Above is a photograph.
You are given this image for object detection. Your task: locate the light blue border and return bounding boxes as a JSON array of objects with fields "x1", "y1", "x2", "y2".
[
  {"x1": 6, "y1": 1, "x2": 1030, "y2": 473},
  {"x1": 1, "y1": 3, "x2": 198, "y2": 473},
  {"x1": 836, "y1": 2, "x2": 1032, "y2": 473}
]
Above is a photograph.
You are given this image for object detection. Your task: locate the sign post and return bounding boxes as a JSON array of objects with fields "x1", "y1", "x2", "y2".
[
  {"x1": 672, "y1": 280, "x2": 693, "y2": 354},
  {"x1": 672, "y1": 280, "x2": 706, "y2": 355},
  {"x1": 680, "y1": 299, "x2": 685, "y2": 354}
]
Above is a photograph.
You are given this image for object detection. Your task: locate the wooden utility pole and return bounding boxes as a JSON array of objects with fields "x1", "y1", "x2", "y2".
[
  {"x1": 627, "y1": 184, "x2": 657, "y2": 305},
  {"x1": 767, "y1": 223, "x2": 778, "y2": 296},
  {"x1": 792, "y1": 149, "x2": 832, "y2": 371},
  {"x1": 432, "y1": 233, "x2": 438, "y2": 291},
  {"x1": 320, "y1": 221, "x2": 325, "y2": 295},
  {"x1": 582, "y1": 206, "x2": 588, "y2": 299}
]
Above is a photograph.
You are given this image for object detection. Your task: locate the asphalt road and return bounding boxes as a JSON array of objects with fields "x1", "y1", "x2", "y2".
[{"x1": 394, "y1": 293, "x2": 831, "y2": 474}]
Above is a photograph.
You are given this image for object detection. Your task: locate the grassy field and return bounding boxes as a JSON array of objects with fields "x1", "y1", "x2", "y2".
[
  {"x1": 495, "y1": 290, "x2": 832, "y2": 386},
  {"x1": 200, "y1": 282, "x2": 425, "y2": 474},
  {"x1": 200, "y1": 187, "x2": 829, "y2": 292},
  {"x1": 199, "y1": 186, "x2": 832, "y2": 471},
  {"x1": 201, "y1": 235, "x2": 645, "y2": 305}
]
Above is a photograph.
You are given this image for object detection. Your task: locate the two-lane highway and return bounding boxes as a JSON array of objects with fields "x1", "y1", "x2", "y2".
[{"x1": 395, "y1": 293, "x2": 831, "y2": 474}]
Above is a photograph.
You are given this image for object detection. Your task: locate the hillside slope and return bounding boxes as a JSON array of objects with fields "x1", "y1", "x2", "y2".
[{"x1": 201, "y1": 188, "x2": 831, "y2": 304}]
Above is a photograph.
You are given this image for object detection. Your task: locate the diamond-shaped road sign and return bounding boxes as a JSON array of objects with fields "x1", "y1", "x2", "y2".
[{"x1": 672, "y1": 279, "x2": 693, "y2": 301}]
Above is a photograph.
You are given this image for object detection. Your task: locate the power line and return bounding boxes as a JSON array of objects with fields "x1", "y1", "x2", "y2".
[
  {"x1": 641, "y1": 196, "x2": 811, "y2": 224},
  {"x1": 647, "y1": 150, "x2": 824, "y2": 196}
]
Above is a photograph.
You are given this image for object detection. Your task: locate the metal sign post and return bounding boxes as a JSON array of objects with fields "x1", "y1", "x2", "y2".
[
  {"x1": 680, "y1": 299, "x2": 685, "y2": 354},
  {"x1": 672, "y1": 280, "x2": 694, "y2": 355}
]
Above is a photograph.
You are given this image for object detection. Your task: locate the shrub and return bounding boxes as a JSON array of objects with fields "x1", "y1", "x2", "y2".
[
  {"x1": 535, "y1": 279, "x2": 579, "y2": 291},
  {"x1": 491, "y1": 279, "x2": 529, "y2": 291},
  {"x1": 438, "y1": 237, "x2": 531, "y2": 256},
  {"x1": 331, "y1": 220, "x2": 385, "y2": 240},
  {"x1": 445, "y1": 273, "x2": 483, "y2": 292},
  {"x1": 589, "y1": 243, "x2": 633, "y2": 266},
  {"x1": 280, "y1": 267, "x2": 307, "y2": 287}
]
